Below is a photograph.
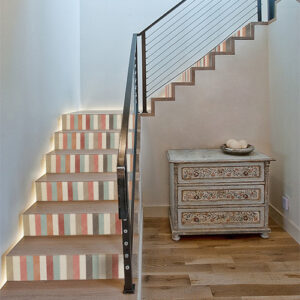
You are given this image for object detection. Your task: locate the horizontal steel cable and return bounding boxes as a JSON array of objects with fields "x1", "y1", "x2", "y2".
[
  {"x1": 147, "y1": 0, "x2": 210, "y2": 47},
  {"x1": 147, "y1": 0, "x2": 198, "y2": 39},
  {"x1": 147, "y1": 0, "x2": 232, "y2": 74},
  {"x1": 146, "y1": 0, "x2": 221, "y2": 63}
]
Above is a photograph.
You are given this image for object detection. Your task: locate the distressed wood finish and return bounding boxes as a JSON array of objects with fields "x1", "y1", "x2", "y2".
[{"x1": 168, "y1": 149, "x2": 274, "y2": 241}]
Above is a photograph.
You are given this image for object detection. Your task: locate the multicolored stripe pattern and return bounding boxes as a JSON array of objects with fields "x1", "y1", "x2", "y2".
[
  {"x1": 233, "y1": 23, "x2": 251, "y2": 38},
  {"x1": 46, "y1": 153, "x2": 137, "y2": 173},
  {"x1": 36, "y1": 181, "x2": 116, "y2": 201},
  {"x1": 6, "y1": 254, "x2": 124, "y2": 281},
  {"x1": 23, "y1": 213, "x2": 124, "y2": 236},
  {"x1": 36, "y1": 180, "x2": 136, "y2": 201},
  {"x1": 54, "y1": 131, "x2": 136, "y2": 150},
  {"x1": 62, "y1": 113, "x2": 135, "y2": 131}
]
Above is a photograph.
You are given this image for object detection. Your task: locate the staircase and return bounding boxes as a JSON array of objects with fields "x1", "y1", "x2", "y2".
[
  {"x1": 1, "y1": 0, "x2": 279, "y2": 297},
  {"x1": 5, "y1": 111, "x2": 139, "y2": 283}
]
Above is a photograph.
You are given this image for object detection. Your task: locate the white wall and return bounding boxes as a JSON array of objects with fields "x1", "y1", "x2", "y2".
[
  {"x1": 80, "y1": 0, "x2": 180, "y2": 109},
  {"x1": 141, "y1": 25, "x2": 271, "y2": 208},
  {"x1": 268, "y1": 0, "x2": 300, "y2": 242},
  {"x1": 0, "y1": 0, "x2": 80, "y2": 284}
]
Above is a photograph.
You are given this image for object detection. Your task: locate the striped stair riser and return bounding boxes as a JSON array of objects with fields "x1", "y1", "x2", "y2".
[
  {"x1": 233, "y1": 24, "x2": 251, "y2": 38},
  {"x1": 36, "y1": 181, "x2": 137, "y2": 201},
  {"x1": 54, "y1": 132, "x2": 137, "y2": 150},
  {"x1": 160, "y1": 53, "x2": 213, "y2": 98},
  {"x1": 6, "y1": 254, "x2": 124, "y2": 281},
  {"x1": 46, "y1": 153, "x2": 139, "y2": 173},
  {"x1": 62, "y1": 114, "x2": 135, "y2": 131},
  {"x1": 23, "y1": 213, "x2": 125, "y2": 236},
  {"x1": 158, "y1": 25, "x2": 252, "y2": 98}
]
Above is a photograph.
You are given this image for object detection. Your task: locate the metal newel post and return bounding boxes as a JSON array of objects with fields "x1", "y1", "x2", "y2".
[
  {"x1": 268, "y1": 0, "x2": 275, "y2": 20},
  {"x1": 141, "y1": 31, "x2": 147, "y2": 113},
  {"x1": 257, "y1": 0, "x2": 262, "y2": 21}
]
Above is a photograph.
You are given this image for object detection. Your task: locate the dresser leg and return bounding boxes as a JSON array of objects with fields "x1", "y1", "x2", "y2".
[
  {"x1": 260, "y1": 232, "x2": 269, "y2": 239},
  {"x1": 172, "y1": 233, "x2": 180, "y2": 241}
]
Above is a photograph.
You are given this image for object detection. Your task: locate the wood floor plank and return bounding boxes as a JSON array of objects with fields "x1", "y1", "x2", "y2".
[
  {"x1": 242, "y1": 296, "x2": 300, "y2": 300},
  {"x1": 142, "y1": 285, "x2": 213, "y2": 300},
  {"x1": 190, "y1": 272, "x2": 300, "y2": 285},
  {"x1": 210, "y1": 262, "x2": 271, "y2": 273},
  {"x1": 142, "y1": 275, "x2": 190, "y2": 287},
  {"x1": 142, "y1": 217, "x2": 300, "y2": 299},
  {"x1": 267, "y1": 261, "x2": 300, "y2": 272},
  {"x1": 210, "y1": 284, "x2": 300, "y2": 298}
]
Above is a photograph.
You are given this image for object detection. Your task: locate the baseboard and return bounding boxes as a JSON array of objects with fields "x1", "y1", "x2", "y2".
[
  {"x1": 143, "y1": 205, "x2": 169, "y2": 218},
  {"x1": 269, "y1": 204, "x2": 300, "y2": 244}
]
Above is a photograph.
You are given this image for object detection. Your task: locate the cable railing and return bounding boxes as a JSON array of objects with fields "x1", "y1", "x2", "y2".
[
  {"x1": 140, "y1": 0, "x2": 260, "y2": 107},
  {"x1": 117, "y1": 0, "x2": 276, "y2": 294}
]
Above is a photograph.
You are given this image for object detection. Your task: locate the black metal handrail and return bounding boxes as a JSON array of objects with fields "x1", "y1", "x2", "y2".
[
  {"x1": 117, "y1": 33, "x2": 138, "y2": 294},
  {"x1": 118, "y1": 0, "x2": 276, "y2": 294}
]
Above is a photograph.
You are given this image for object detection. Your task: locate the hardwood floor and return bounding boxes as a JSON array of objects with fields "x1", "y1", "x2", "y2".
[
  {"x1": 142, "y1": 217, "x2": 300, "y2": 300},
  {"x1": 1, "y1": 218, "x2": 299, "y2": 299}
]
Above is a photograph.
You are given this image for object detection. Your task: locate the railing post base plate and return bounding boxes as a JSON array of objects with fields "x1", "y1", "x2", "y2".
[{"x1": 123, "y1": 283, "x2": 135, "y2": 294}]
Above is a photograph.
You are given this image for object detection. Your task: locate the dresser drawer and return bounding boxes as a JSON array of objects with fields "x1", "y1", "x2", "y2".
[
  {"x1": 178, "y1": 207, "x2": 264, "y2": 229},
  {"x1": 178, "y1": 184, "x2": 264, "y2": 206},
  {"x1": 178, "y1": 162, "x2": 264, "y2": 184}
]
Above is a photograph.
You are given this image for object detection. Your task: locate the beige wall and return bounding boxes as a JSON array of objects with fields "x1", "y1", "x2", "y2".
[
  {"x1": 268, "y1": 0, "x2": 300, "y2": 243},
  {"x1": 141, "y1": 25, "x2": 271, "y2": 209}
]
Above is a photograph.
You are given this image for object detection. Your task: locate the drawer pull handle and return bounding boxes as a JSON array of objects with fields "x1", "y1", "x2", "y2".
[
  {"x1": 193, "y1": 171, "x2": 199, "y2": 177},
  {"x1": 194, "y1": 195, "x2": 200, "y2": 200},
  {"x1": 243, "y1": 171, "x2": 249, "y2": 176},
  {"x1": 243, "y1": 194, "x2": 249, "y2": 199}
]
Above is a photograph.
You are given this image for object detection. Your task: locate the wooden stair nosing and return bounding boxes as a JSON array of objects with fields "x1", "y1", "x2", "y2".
[
  {"x1": 63, "y1": 110, "x2": 124, "y2": 115},
  {"x1": 7, "y1": 235, "x2": 139, "y2": 256},
  {"x1": 24, "y1": 200, "x2": 140, "y2": 215}
]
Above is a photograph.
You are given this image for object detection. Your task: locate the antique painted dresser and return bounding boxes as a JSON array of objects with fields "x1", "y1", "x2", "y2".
[{"x1": 167, "y1": 149, "x2": 274, "y2": 241}]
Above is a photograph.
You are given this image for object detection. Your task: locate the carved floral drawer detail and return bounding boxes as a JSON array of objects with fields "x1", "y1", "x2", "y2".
[
  {"x1": 181, "y1": 188, "x2": 261, "y2": 202},
  {"x1": 181, "y1": 210, "x2": 261, "y2": 226},
  {"x1": 181, "y1": 165, "x2": 261, "y2": 180}
]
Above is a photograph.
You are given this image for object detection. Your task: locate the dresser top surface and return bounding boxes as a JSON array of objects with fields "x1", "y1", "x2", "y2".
[{"x1": 167, "y1": 149, "x2": 273, "y2": 163}]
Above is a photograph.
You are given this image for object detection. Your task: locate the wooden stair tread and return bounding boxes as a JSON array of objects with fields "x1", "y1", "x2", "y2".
[
  {"x1": 0, "y1": 280, "x2": 137, "y2": 299},
  {"x1": 66, "y1": 110, "x2": 124, "y2": 115},
  {"x1": 36, "y1": 172, "x2": 117, "y2": 182},
  {"x1": 8, "y1": 235, "x2": 138, "y2": 256},
  {"x1": 24, "y1": 200, "x2": 139, "y2": 214}
]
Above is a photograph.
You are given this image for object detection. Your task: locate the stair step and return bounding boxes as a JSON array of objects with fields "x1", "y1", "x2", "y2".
[
  {"x1": 23, "y1": 201, "x2": 139, "y2": 236},
  {"x1": 35, "y1": 173, "x2": 139, "y2": 201},
  {"x1": 0, "y1": 280, "x2": 137, "y2": 299},
  {"x1": 54, "y1": 130, "x2": 137, "y2": 150},
  {"x1": 46, "y1": 149, "x2": 138, "y2": 173},
  {"x1": 62, "y1": 110, "x2": 135, "y2": 131},
  {"x1": 6, "y1": 236, "x2": 137, "y2": 281}
]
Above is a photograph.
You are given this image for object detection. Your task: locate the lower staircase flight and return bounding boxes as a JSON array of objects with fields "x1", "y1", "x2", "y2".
[{"x1": 5, "y1": 111, "x2": 139, "y2": 282}]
